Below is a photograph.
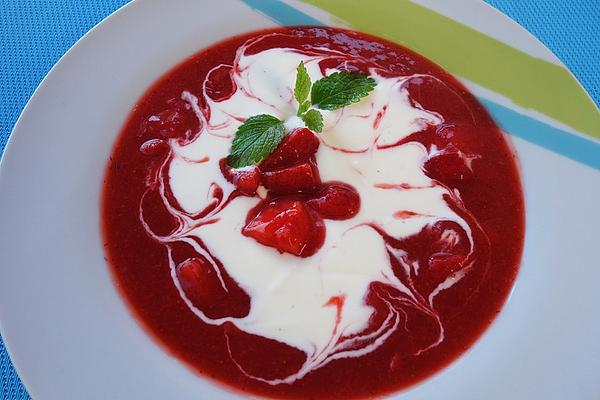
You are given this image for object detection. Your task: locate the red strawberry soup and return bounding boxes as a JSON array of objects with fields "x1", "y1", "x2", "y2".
[{"x1": 102, "y1": 27, "x2": 524, "y2": 399}]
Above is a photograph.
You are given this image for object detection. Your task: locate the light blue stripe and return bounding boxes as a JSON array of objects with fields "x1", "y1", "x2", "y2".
[
  {"x1": 480, "y1": 99, "x2": 600, "y2": 170},
  {"x1": 241, "y1": 0, "x2": 600, "y2": 171},
  {"x1": 242, "y1": 0, "x2": 324, "y2": 26}
]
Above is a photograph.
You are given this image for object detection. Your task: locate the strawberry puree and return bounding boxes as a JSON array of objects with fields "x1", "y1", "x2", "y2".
[{"x1": 102, "y1": 27, "x2": 524, "y2": 399}]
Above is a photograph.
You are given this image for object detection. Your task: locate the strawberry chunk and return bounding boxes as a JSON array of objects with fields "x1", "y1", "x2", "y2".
[
  {"x1": 176, "y1": 257, "x2": 251, "y2": 318},
  {"x1": 139, "y1": 138, "x2": 170, "y2": 156},
  {"x1": 205, "y1": 65, "x2": 236, "y2": 102},
  {"x1": 143, "y1": 99, "x2": 198, "y2": 140},
  {"x1": 260, "y1": 128, "x2": 320, "y2": 171},
  {"x1": 402, "y1": 76, "x2": 474, "y2": 125},
  {"x1": 219, "y1": 158, "x2": 260, "y2": 195},
  {"x1": 307, "y1": 183, "x2": 361, "y2": 220},
  {"x1": 232, "y1": 168, "x2": 260, "y2": 195},
  {"x1": 176, "y1": 257, "x2": 220, "y2": 308},
  {"x1": 428, "y1": 254, "x2": 466, "y2": 280},
  {"x1": 261, "y1": 162, "x2": 320, "y2": 194},
  {"x1": 424, "y1": 151, "x2": 475, "y2": 183},
  {"x1": 242, "y1": 198, "x2": 325, "y2": 257}
]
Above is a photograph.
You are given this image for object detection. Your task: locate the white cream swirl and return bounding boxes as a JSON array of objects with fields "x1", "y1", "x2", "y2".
[{"x1": 140, "y1": 33, "x2": 481, "y2": 384}]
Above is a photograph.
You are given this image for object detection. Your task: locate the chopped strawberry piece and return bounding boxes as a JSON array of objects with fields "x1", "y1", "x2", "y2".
[
  {"x1": 175, "y1": 257, "x2": 235, "y2": 317},
  {"x1": 139, "y1": 138, "x2": 170, "y2": 156},
  {"x1": 428, "y1": 254, "x2": 466, "y2": 279},
  {"x1": 172, "y1": 243, "x2": 250, "y2": 319},
  {"x1": 402, "y1": 76, "x2": 473, "y2": 125},
  {"x1": 435, "y1": 124, "x2": 480, "y2": 152},
  {"x1": 424, "y1": 152, "x2": 473, "y2": 183},
  {"x1": 232, "y1": 168, "x2": 260, "y2": 195},
  {"x1": 143, "y1": 99, "x2": 198, "y2": 140},
  {"x1": 389, "y1": 220, "x2": 471, "y2": 295},
  {"x1": 219, "y1": 158, "x2": 260, "y2": 195},
  {"x1": 260, "y1": 128, "x2": 320, "y2": 171},
  {"x1": 176, "y1": 257, "x2": 216, "y2": 301},
  {"x1": 307, "y1": 182, "x2": 360, "y2": 220},
  {"x1": 261, "y1": 162, "x2": 320, "y2": 194},
  {"x1": 205, "y1": 65, "x2": 236, "y2": 102},
  {"x1": 242, "y1": 198, "x2": 325, "y2": 257}
]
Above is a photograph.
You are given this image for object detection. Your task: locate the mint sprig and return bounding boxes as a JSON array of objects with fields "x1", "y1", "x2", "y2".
[
  {"x1": 311, "y1": 71, "x2": 377, "y2": 110},
  {"x1": 294, "y1": 62, "x2": 376, "y2": 131},
  {"x1": 228, "y1": 114, "x2": 285, "y2": 168},
  {"x1": 227, "y1": 62, "x2": 376, "y2": 168},
  {"x1": 301, "y1": 109, "x2": 323, "y2": 132},
  {"x1": 295, "y1": 61, "x2": 311, "y2": 116}
]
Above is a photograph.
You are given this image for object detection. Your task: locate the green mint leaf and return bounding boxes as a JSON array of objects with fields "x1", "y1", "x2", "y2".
[
  {"x1": 298, "y1": 100, "x2": 311, "y2": 116},
  {"x1": 301, "y1": 109, "x2": 324, "y2": 133},
  {"x1": 228, "y1": 114, "x2": 285, "y2": 168},
  {"x1": 311, "y1": 71, "x2": 376, "y2": 110},
  {"x1": 294, "y1": 61, "x2": 311, "y2": 109}
]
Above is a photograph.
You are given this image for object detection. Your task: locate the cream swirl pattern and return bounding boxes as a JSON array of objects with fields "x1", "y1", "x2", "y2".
[{"x1": 138, "y1": 33, "x2": 488, "y2": 384}]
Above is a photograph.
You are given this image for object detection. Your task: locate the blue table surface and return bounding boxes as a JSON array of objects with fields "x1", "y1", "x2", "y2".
[{"x1": 1, "y1": 1, "x2": 598, "y2": 398}]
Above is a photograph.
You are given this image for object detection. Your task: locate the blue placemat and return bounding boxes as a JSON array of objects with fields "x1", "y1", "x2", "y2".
[{"x1": 0, "y1": 1, "x2": 598, "y2": 398}]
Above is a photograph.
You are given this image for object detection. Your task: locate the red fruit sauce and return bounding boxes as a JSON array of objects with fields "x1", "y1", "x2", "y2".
[{"x1": 102, "y1": 27, "x2": 524, "y2": 399}]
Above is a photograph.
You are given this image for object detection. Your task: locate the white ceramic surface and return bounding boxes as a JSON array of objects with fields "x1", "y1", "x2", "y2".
[{"x1": 0, "y1": 0, "x2": 598, "y2": 399}]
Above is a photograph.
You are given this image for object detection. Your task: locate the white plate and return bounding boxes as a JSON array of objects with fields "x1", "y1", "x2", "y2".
[{"x1": 1, "y1": 0, "x2": 599, "y2": 399}]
